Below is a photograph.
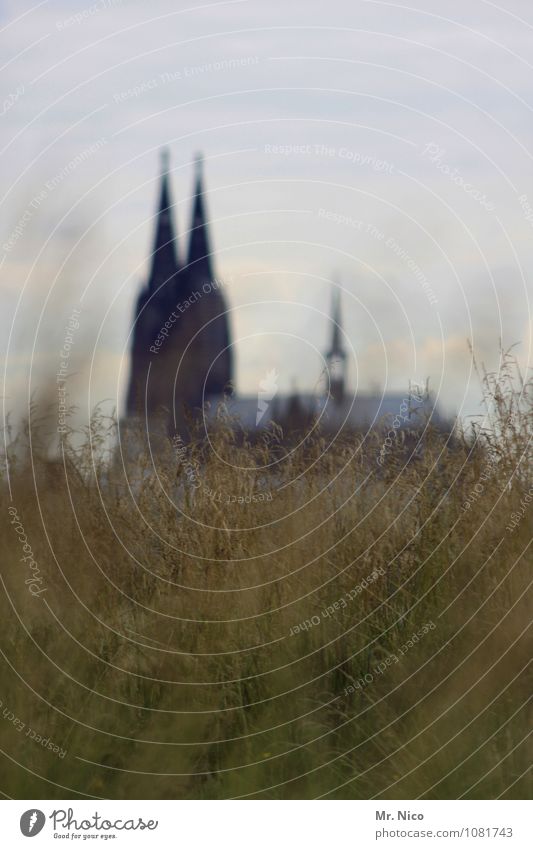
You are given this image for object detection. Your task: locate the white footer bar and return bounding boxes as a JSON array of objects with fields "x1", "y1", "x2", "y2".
[{"x1": 2, "y1": 799, "x2": 530, "y2": 848}]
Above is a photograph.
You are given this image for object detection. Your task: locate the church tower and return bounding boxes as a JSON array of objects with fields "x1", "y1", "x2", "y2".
[
  {"x1": 125, "y1": 151, "x2": 233, "y2": 429},
  {"x1": 148, "y1": 148, "x2": 179, "y2": 292},
  {"x1": 186, "y1": 153, "x2": 213, "y2": 284},
  {"x1": 126, "y1": 149, "x2": 180, "y2": 418},
  {"x1": 181, "y1": 153, "x2": 233, "y2": 402},
  {"x1": 325, "y1": 285, "x2": 347, "y2": 404}
]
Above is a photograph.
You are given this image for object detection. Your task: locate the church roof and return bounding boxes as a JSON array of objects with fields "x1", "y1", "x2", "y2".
[{"x1": 215, "y1": 390, "x2": 445, "y2": 431}]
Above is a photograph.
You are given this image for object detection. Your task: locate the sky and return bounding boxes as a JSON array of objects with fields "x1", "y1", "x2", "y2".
[{"x1": 1, "y1": 0, "x2": 533, "y2": 424}]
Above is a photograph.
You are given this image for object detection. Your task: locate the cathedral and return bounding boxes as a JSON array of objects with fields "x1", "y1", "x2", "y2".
[
  {"x1": 126, "y1": 150, "x2": 233, "y2": 430},
  {"x1": 125, "y1": 151, "x2": 444, "y2": 439}
]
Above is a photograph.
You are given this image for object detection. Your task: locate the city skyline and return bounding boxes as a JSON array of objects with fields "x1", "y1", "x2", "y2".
[{"x1": 1, "y1": 0, "x2": 532, "y2": 424}]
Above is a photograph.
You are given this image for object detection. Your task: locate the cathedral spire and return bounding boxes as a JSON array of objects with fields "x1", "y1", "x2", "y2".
[
  {"x1": 325, "y1": 283, "x2": 347, "y2": 404},
  {"x1": 148, "y1": 148, "x2": 178, "y2": 290},
  {"x1": 186, "y1": 152, "x2": 213, "y2": 282}
]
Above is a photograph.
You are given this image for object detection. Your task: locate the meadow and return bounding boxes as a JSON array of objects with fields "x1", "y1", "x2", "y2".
[{"x1": 0, "y1": 353, "x2": 531, "y2": 799}]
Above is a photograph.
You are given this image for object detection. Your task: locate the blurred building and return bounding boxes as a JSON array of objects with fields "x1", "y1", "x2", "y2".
[
  {"x1": 125, "y1": 150, "x2": 232, "y2": 430},
  {"x1": 125, "y1": 151, "x2": 444, "y2": 441}
]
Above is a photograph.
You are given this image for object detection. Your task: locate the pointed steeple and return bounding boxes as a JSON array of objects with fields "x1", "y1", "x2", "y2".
[
  {"x1": 325, "y1": 283, "x2": 347, "y2": 404},
  {"x1": 328, "y1": 287, "x2": 345, "y2": 358},
  {"x1": 148, "y1": 148, "x2": 178, "y2": 290},
  {"x1": 187, "y1": 152, "x2": 213, "y2": 282}
]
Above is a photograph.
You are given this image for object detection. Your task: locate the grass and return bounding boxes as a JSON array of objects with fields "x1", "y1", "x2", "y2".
[{"x1": 0, "y1": 351, "x2": 531, "y2": 799}]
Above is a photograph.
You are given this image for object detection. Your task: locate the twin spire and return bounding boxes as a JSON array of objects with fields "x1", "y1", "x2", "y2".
[
  {"x1": 148, "y1": 151, "x2": 347, "y2": 403},
  {"x1": 148, "y1": 149, "x2": 212, "y2": 289}
]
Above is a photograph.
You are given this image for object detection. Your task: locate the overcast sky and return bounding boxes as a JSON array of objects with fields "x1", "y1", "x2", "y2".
[{"x1": 1, "y1": 0, "x2": 533, "y2": 423}]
